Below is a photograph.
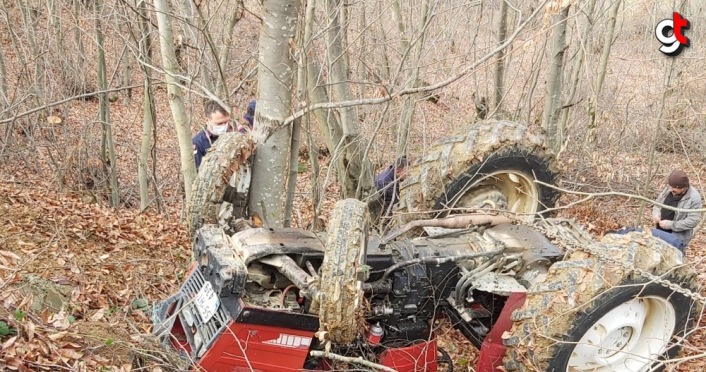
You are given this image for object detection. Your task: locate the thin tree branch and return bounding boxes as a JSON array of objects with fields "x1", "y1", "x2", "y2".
[
  {"x1": 0, "y1": 85, "x2": 143, "y2": 124},
  {"x1": 536, "y1": 180, "x2": 706, "y2": 214},
  {"x1": 280, "y1": 0, "x2": 549, "y2": 128},
  {"x1": 309, "y1": 350, "x2": 397, "y2": 372}
]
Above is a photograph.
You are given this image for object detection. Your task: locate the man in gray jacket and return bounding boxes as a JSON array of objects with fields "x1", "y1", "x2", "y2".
[{"x1": 652, "y1": 169, "x2": 703, "y2": 249}]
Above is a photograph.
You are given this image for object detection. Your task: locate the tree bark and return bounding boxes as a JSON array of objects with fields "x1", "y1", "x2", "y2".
[
  {"x1": 325, "y1": 0, "x2": 375, "y2": 200},
  {"x1": 493, "y1": 0, "x2": 509, "y2": 111},
  {"x1": 153, "y1": 0, "x2": 197, "y2": 202},
  {"x1": 395, "y1": 0, "x2": 431, "y2": 159},
  {"x1": 0, "y1": 46, "x2": 7, "y2": 107},
  {"x1": 176, "y1": 0, "x2": 216, "y2": 95},
  {"x1": 558, "y1": 0, "x2": 598, "y2": 148},
  {"x1": 137, "y1": 0, "x2": 156, "y2": 212},
  {"x1": 72, "y1": 0, "x2": 85, "y2": 70},
  {"x1": 586, "y1": 0, "x2": 621, "y2": 144},
  {"x1": 18, "y1": 0, "x2": 44, "y2": 112},
  {"x1": 541, "y1": 5, "x2": 570, "y2": 153},
  {"x1": 95, "y1": 0, "x2": 120, "y2": 207},
  {"x1": 217, "y1": 0, "x2": 244, "y2": 97},
  {"x1": 248, "y1": 0, "x2": 301, "y2": 228}
]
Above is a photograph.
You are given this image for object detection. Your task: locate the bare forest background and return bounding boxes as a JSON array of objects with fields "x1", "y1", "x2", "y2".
[{"x1": 1, "y1": 0, "x2": 706, "y2": 370}]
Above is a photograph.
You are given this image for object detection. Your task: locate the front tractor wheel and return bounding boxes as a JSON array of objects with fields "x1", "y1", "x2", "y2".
[
  {"x1": 504, "y1": 232, "x2": 700, "y2": 372},
  {"x1": 186, "y1": 132, "x2": 254, "y2": 237},
  {"x1": 317, "y1": 199, "x2": 370, "y2": 344}
]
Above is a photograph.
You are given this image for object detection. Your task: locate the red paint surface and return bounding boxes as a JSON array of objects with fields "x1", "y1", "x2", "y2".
[
  {"x1": 476, "y1": 292, "x2": 527, "y2": 372},
  {"x1": 198, "y1": 322, "x2": 315, "y2": 371},
  {"x1": 378, "y1": 338, "x2": 438, "y2": 372}
]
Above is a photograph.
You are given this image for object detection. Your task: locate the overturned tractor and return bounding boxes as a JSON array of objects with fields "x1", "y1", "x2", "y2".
[{"x1": 153, "y1": 120, "x2": 700, "y2": 371}]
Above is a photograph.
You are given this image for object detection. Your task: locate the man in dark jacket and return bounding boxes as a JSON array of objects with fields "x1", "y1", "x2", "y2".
[
  {"x1": 192, "y1": 100, "x2": 233, "y2": 170},
  {"x1": 375, "y1": 156, "x2": 408, "y2": 215},
  {"x1": 610, "y1": 170, "x2": 702, "y2": 253},
  {"x1": 652, "y1": 169, "x2": 703, "y2": 248},
  {"x1": 238, "y1": 100, "x2": 256, "y2": 133}
]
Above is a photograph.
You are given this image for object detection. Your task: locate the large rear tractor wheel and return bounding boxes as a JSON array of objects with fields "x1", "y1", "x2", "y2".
[
  {"x1": 186, "y1": 132, "x2": 254, "y2": 237},
  {"x1": 503, "y1": 232, "x2": 700, "y2": 372},
  {"x1": 318, "y1": 199, "x2": 370, "y2": 344},
  {"x1": 395, "y1": 120, "x2": 559, "y2": 225}
]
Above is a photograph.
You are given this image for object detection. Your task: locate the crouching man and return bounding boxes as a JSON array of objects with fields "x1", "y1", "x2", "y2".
[{"x1": 651, "y1": 169, "x2": 703, "y2": 251}]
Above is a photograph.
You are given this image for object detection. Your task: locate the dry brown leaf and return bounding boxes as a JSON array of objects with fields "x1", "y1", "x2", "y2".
[
  {"x1": 47, "y1": 331, "x2": 68, "y2": 341},
  {"x1": 46, "y1": 115, "x2": 63, "y2": 125},
  {"x1": 3, "y1": 335, "x2": 18, "y2": 349},
  {"x1": 57, "y1": 348, "x2": 83, "y2": 360},
  {"x1": 27, "y1": 321, "x2": 35, "y2": 342},
  {"x1": 90, "y1": 308, "x2": 106, "y2": 322},
  {"x1": 0, "y1": 250, "x2": 21, "y2": 261}
]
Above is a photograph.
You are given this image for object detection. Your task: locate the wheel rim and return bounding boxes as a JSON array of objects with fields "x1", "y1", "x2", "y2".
[
  {"x1": 567, "y1": 296, "x2": 676, "y2": 371},
  {"x1": 450, "y1": 170, "x2": 540, "y2": 218}
]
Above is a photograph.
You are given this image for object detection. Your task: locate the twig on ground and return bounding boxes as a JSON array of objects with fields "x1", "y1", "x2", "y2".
[
  {"x1": 309, "y1": 350, "x2": 398, "y2": 372},
  {"x1": 536, "y1": 180, "x2": 706, "y2": 214}
]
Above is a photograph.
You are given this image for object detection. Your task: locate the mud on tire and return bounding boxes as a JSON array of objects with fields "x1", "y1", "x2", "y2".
[
  {"x1": 395, "y1": 120, "x2": 559, "y2": 224},
  {"x1": 318, "y1": 199, "x2": 370, "y2": 344},
  {"x1": 186, "y1": 132, "x2": 254, "y2": 237},
  {"x1": 503, "y1": 231, "x2": 700, "y2": 372}
]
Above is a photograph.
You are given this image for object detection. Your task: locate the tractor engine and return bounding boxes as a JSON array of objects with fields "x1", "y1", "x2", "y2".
[{"x1": 152, "y1": 222, "x2": 563, "y2": 371}]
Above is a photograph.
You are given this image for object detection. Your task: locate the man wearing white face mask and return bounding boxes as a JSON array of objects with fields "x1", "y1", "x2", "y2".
[{"x1": 192, "y1": 100, "x2": 233, "y2": 169}]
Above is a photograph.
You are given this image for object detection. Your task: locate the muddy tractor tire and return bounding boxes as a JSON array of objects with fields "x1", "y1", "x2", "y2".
[
  {"x1": 186, "y1": 132, "x2": 254, "y2": 237},
  {"x1": 503, "y1": 232, "x2": 700, "y2": 372},
  {"x1": 395, "y1": 120, "x2": 559, "y2": 225},
  {"x1": 318, "y1": 199, "x2": 370, "y2": 344}
]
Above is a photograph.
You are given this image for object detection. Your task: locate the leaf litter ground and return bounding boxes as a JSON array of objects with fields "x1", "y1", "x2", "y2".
[{"x1": 0, "y1": 178, "x2": 191, "y2": 371}]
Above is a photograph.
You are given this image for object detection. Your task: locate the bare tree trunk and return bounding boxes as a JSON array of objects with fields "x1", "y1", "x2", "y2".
[
  {"x1": 72, "y1": 0, "x2": 85, "y2": 69},
  {"x1": 300, "y1": 0, "x2": 347, "y2": 195},
  {"x1": 95, "y1": 0, "x2": 120, "y2": 206},
  {"x1": 139, "y1": 78, "x2": 155, "y2": 211},
  {"x1": 217, "y1": 0, "x2": 244, "y2": 97},
  {"x1": 586, "y1": 0, "x2": 621, "y2": 144},
  {"x1": 120, "y1": 18, "x2": 133, "y2": 104},
  {"x1": 356, "y1": 3, "x2": 367, "y2": 81},
  {"x1": 19, "y1": 0, "x2": 44, "y2": 111},
  {"x1": 176, "y1": 0, "x2": 215, "y2": 95},
  {"x1": 137, "y1": 0, "x2": 156, "y2": 212},
  {"x1": 558, "y1": 0, "x2": 598, "y2": 148},
  {"x1": 637, "y1": 58, "x2": 676, "y2": 223},
  {"x1": 305, "y1": 116, "x2": 320, "y2": 229},
  {"x1": 325, "y1": 0, "x2": 375, "y2": 200},
  {"x1": 493, "y1": 0, "x2": 509, "y2": 111},
  {"x1": 0, "y1": 47, "x2": 7, "y2": 107},
  {"x1": 395, "y1": 0, "x2": 431, "y2": 158},
  {"x1": 154, "y1": 0, "x2": 197, "y2": 202},
  {"x1": 283, "y1": 118, "x2": 301, "y2": 227},
  {"x1": 248, "y1": 0, "x2": 301, "y2": 228},
  {"x1": 285, "y1": 0, "x2": 320, "y2": 227},
  {"x1": 49, "y1": 0, "x2": 68, "y2": 84},
  {"x1": 541, "y1": 5, "x2": 570, "y2": 153}
]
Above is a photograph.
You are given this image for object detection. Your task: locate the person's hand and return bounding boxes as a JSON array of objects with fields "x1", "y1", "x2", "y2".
[
  {"x1": 652, "y1": 215, "x2": 661, "y2": 224},
  {"x1": 659, "y1": 220, "x2": 673, "y2": 230}
]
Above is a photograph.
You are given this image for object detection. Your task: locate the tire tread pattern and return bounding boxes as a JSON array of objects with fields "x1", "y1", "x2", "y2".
[
  {"x1": 186, "y1": 133, "x2": 254, "y2": 236},
  {"x1": 318, "y1": 199, "x2": 370, "y2": 344},
  {"x1": 503, "y1": 227, "x2": 700, "y2": 371},
  {"x1": 395, "y1": 120, "x2": 557, "y2": 224}
]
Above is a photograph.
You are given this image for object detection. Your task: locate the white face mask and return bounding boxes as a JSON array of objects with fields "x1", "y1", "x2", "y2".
[{"x1": 210, "y1": 124, "x2": 228, "y2": 136}]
